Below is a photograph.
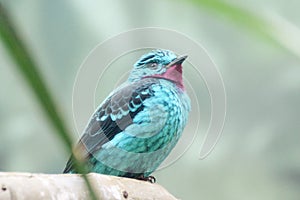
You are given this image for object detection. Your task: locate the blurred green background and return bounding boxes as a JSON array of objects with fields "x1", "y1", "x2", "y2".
[{"x1": 1, "y1": 0, "x2": 300, "y2": 199}]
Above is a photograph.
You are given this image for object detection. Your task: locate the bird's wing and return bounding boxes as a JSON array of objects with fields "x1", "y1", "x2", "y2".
[{"x1": 63, "y1": 78, "x2": 161, "y2": 173}]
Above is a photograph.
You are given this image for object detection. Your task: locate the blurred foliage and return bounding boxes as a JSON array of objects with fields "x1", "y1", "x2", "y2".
[
  {"x1": 186, "y1": 0, "x2": 300, "y2": 58},
  {"x1": 188, "y1": 0, "x2": 275, "y2": 41},
  {"x1": 0, "y1": 3, "x2": 72, "y2": 152}
]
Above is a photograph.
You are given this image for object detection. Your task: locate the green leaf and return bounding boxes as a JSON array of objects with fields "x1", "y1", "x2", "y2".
[{"x1": 0, "y1": 3, "x2": 97, "y2": 200}]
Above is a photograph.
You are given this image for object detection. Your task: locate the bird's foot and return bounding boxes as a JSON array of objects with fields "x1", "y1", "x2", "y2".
[{"x1": 137, "y1": 175, "x2": 156, "y2": 183}]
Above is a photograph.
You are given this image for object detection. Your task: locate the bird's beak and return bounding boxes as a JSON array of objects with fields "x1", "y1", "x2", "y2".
[{"x1": 166, "y1": 55, "x2": 188, "y2": 68}]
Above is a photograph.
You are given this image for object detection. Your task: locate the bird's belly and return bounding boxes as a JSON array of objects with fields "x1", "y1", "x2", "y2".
[{"x1": 90, "y1": 117, "x2": 183, "y2": 177}]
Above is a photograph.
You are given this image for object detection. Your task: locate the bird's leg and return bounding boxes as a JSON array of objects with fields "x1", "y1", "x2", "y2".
[{"x1": 136, "y1": 175, "x2": 156, "y2": 183}]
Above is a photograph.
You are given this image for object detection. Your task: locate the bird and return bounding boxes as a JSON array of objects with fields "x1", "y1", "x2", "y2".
[{"x1": 63, "y1": 49, "x2": 191, "y2": 182}]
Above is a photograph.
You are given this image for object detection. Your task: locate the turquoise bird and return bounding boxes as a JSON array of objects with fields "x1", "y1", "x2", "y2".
[{"x1": 63, "y1": 49, "x2": 190, "y2": 182}]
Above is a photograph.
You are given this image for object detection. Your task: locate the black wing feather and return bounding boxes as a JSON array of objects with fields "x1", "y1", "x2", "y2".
[{"x1": 63, "y1": 78, "x2": 158, "y2": 173}]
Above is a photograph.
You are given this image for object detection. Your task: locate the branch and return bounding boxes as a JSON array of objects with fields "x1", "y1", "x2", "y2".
[{"x1": 0, "y1": 172, "x2": 178, "y2": 200}]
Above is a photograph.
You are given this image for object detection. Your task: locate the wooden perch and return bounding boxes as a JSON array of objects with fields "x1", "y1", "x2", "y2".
[{"x1": 0, "y1": 172, "x2": 178, "y2": 200}]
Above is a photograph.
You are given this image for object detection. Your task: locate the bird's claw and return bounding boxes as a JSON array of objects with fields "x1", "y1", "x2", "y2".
[{"x1": 137, "y1": 175, "x2": 156, "y2": 183}]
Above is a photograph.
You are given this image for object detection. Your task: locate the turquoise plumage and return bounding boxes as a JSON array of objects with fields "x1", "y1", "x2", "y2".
[{"x1": 64, "y1": 49, "x2": 190, "y2": 182}]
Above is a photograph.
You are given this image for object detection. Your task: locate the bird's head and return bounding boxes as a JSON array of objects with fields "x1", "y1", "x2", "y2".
[{"x1": 129, "y1": 49, "x2": 187, "y2": 89}]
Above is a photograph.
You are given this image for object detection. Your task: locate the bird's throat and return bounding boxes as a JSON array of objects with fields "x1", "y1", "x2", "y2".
[{"x1": 148, "y1": 64, "x2": 184, "y2": 90}]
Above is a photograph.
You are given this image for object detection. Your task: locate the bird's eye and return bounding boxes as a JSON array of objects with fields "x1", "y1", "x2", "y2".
[{"x1": 148, "y1": 63, "x2": 159, "y2": 70}]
